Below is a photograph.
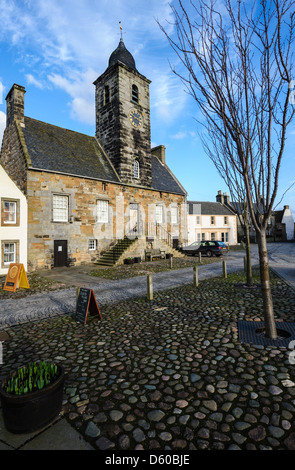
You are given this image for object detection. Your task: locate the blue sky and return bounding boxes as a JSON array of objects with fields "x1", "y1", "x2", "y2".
[{"x1": 0, "y1": 0, "x2": 294, "y2": 215}]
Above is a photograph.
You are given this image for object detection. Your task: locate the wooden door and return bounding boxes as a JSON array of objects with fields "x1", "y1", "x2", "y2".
[{"x1": 54, "y1": 240, "x2": 68, "y2": 267}]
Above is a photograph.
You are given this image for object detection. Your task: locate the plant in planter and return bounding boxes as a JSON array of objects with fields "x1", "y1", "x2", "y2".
[
  {"x1": 0, "y1": 361, "x2": 65, "y2": 434},
  {"x1": 124, "y1": 257, "x2": 135, "y2": 265}
]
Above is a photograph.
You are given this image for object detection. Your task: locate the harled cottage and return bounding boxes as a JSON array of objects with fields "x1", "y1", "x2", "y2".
[{"x1": 0, "y1": 39, "x2": 187, "y2": 271}]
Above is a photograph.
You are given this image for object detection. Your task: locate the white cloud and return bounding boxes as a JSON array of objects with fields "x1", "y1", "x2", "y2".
[
  {"x1": 26, "y1": 74, "x2": 45, "y2": 89},
  {"x1": 0, "y1": 111, "x2": 6, "y2": 149},
  {"x1": 150, "y1": 70, "x2": 188, "y2": 122},
  {"x1": 0, "y1": 0, "x2": 180, "y2": 124},
  {"x1": 48, "y1": 68, "x2": 97, "y2": 124},
  {"x1": 170, "y1": 131, "x2": 187, "y2": 140}
]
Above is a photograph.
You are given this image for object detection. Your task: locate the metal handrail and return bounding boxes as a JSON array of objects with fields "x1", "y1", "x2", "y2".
[{"x1": 148, "y1": 222, "x2": 173, "y2": 247}]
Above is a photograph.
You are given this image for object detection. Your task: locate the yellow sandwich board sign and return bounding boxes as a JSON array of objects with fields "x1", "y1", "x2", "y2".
[{"x1": 3, "y1": 263, "x2": 30, "y2": 292}]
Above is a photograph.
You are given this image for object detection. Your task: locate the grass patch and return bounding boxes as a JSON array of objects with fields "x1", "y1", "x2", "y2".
[
  {"x1": 0, "y1": 272, "x2": 66, "y2": 299},
  {"x1": 90, "y1": 255, "x2": 223, "y2": 280}
]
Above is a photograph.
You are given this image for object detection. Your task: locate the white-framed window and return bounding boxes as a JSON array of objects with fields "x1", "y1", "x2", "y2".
[
  {"x1": 53, "y1": 195, "x2": 69, "y2": 222},
  {"x1": 155, "y1": 205, "x2": 164, "y2": 224},
  {"x1": 4, "y1": 242, "x2": 16, "y2": 264},
  {"x1": 221, "y1": 232, "x2": 229, "y2": 242},
  {"x1": 97, "y1": 199, "x2": 109, "y2": 223},
  {"x1": 202, "y1": 233, "x2": 206, "y2": 241},
  {"x1": 134, "y1": 160, "x2": 140, "y2": 179},
  {"x1": 211, "y1": 216, "x2": 215, "y2": 225},
  {"x1": 224, "y1": 216, "x2": 228, "y2": 225},
  {"x1": 196, "y1": 215, "x2": 200, "y2": 225},
  {"x1": 211, "y1": 232, "x2": 216, "y2": 241},
  {"x1": 89, "y1": 239, "x2": 97, "y2": 251},
  {"x1": 197, "y1": 232, "x2": 201, "y2": 241},
  {"x1": 3, "y1": 201, "x2": 16, "y2": 224},
  {"x1": 171, "y1": 206, "x2": 178, "y2": 224}
]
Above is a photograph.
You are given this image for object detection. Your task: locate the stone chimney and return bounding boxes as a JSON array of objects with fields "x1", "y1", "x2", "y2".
[
  {"x1": 151, "y1": 145, "x2": 166, "y2": 164},
  {"x1": 216, "y1": 190, "x2": 224, "y2": 204},
  {"x1": 6, "y1": 84, "x2": 26, "y2": 126},
  {"x1": 284, "y1": 205, "x2": 290, "y2": 210},
  {"x1": 223, "y1": 192, "x2": 230, "y2": 205}
]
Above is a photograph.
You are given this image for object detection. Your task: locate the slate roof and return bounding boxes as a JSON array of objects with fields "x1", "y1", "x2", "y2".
[
  {"x1": 188, "y1": 201, "x2": 235, "y2": 216},
  {"x1": 21, "y1": 117, "x2": 186, "y2": 195},
  {"x1": 22, "y1": 117, "x2": 119, "y2": 182},
  {"x1": 274, "y1": 210, "x2": 284, "y2": 223},
  {"x1": 108, "y1": 39, "x2": 137, "y2": 71},
  {"x1": 230, "y1": 201, "x2": 265, "y2": 216},
  {"x1": 151, "y1": 156, "x2": 186, "y2": 196}
]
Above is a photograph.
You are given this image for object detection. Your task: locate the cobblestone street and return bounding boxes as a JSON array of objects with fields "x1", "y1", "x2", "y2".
[{"x1": 1, "y1": 260, "x2": 295, "y2": 451}]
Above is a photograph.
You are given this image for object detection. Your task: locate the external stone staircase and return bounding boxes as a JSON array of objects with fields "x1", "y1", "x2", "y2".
[
  {"x1": 95, "y1": 236, "x2": 138, "y2": 266},
  {"x1": 95, "y1": 234, "x2": 185, "y2": 267}
]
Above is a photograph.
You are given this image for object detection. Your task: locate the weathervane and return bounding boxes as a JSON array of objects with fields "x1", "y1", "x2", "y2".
[{"x1": 119, "y1": 21, "x2": 126, "y2": 39}]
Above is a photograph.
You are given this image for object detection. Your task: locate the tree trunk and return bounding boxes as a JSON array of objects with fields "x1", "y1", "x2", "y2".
[
  {"x1": 244, "y1": 219, "x2": 252, "y2": 286},
  {"x1": 256, "y1": 228, "x2": 277, "y2": 339}
]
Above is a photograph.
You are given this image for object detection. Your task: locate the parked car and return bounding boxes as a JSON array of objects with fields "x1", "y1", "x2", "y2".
[{"x1": 181, "y1": 240, "x2": 229, "y2": 257}]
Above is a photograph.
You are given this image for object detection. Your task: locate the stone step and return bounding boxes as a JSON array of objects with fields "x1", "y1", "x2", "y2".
[{"x1": 95, "y1": 236, "x2": 138, "y2": 266}]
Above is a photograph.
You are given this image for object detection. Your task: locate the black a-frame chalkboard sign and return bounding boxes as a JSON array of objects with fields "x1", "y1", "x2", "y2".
[{"x1": 75, "y1": 288, "x2": 102, "y2": 325}]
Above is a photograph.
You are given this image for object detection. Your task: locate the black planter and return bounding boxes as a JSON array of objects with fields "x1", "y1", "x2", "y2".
[
  {"x1": 134, "y1": 257, "x2": 141, "y2": 263},
  {"x1": 124, "y1": 258, "x2": 134, "y2": 265},
  {"x1": 0, "y1": 365, "x2": 65, "y2": 434}
]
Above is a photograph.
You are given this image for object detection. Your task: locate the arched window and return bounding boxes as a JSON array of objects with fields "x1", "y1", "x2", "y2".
[
  {"x1": 132, "y1": 84, "x2": 138, "y2": 103},
  {"x1": 104, "y1": 85, "x2": 110, "y2": 105},
  {"x1": 133, "y1": 160, "x2": 140, "y2": 179}
]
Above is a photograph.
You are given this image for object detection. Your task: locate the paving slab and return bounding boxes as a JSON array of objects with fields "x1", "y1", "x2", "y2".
[
  {"x1": 19, "y1": 419, "x2": 94, "y2": 450},
  {"x1": 0, "y1": 412, "x2": 93, "y2": 450}
]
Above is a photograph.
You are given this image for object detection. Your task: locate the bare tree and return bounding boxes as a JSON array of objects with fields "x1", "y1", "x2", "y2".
[
  {"x1": 158, "y1": 0, "x2": 295, "y2": 338},
  {"x1": 200, "y1": 128, "x2": 253, "y2": 286}
]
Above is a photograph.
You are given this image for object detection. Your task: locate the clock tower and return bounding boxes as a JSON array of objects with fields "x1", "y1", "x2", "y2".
[{"x1": 94, "y1": 38, "x2": 152, "y2": 187}]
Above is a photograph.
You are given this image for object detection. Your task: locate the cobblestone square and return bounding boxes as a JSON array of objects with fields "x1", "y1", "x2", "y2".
[{"x1": 1, "y1": 267, "x2": 295, "y2": 450}]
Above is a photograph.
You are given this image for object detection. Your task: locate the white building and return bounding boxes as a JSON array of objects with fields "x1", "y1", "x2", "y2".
[
  {"x1": 0, "y1": 165, "x2": 27, "y2": 275},
  {"x1": 187, "y1": 200, "x2": 237, "y2": 246},
  {"x1": 274, "y1": 205, "x2": 294, "y2": 241}
]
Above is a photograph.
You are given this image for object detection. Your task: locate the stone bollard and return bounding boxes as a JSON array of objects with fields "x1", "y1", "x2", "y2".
[
  {"x1": 147, "y1": 274, "x2": 153, "y2": 300},
  {"x1": 76, "y1": 287, "x2": 80, "y2": 301},
  {"x1": 199, "y1": 252, "x2": 202, "y2": 263},
  {"x1": 193, "y1": 265, "x2": 198, "y2": 287},
  {"x1": 223, "y1": 259, "x2": 227, "y2": 279},
  {"x1": 169, "y1": 255, "x2": 173, "y2": 269}
]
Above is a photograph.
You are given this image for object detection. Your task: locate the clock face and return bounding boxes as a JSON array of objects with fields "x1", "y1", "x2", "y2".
[{"x1": 129, "y1": 109, "x2": 143, "y2": 128}]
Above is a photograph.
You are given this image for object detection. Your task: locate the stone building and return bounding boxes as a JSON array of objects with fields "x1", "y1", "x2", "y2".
[
  {"x1": 273, "y1": 205, "x2": 294, "y2": 241},
  {"x1": 0, "y1": 164, "x2": 27, "y2": 275},
  {"x1": 0, "y1": 40, "x2": 187, "y2": 271}
]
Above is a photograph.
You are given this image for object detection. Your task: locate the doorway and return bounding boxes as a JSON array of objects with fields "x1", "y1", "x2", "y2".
[
  {"x1": 54, "y1": 240, "x2": 68, "y2": 267},
  {"x1": 129, "y1": 204, "x2": 139, "y2": 235}
]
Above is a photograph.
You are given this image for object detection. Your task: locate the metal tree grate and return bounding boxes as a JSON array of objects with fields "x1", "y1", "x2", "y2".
[{"x1": 238, "y1": 320, "x2": 295, "y2": 347}]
